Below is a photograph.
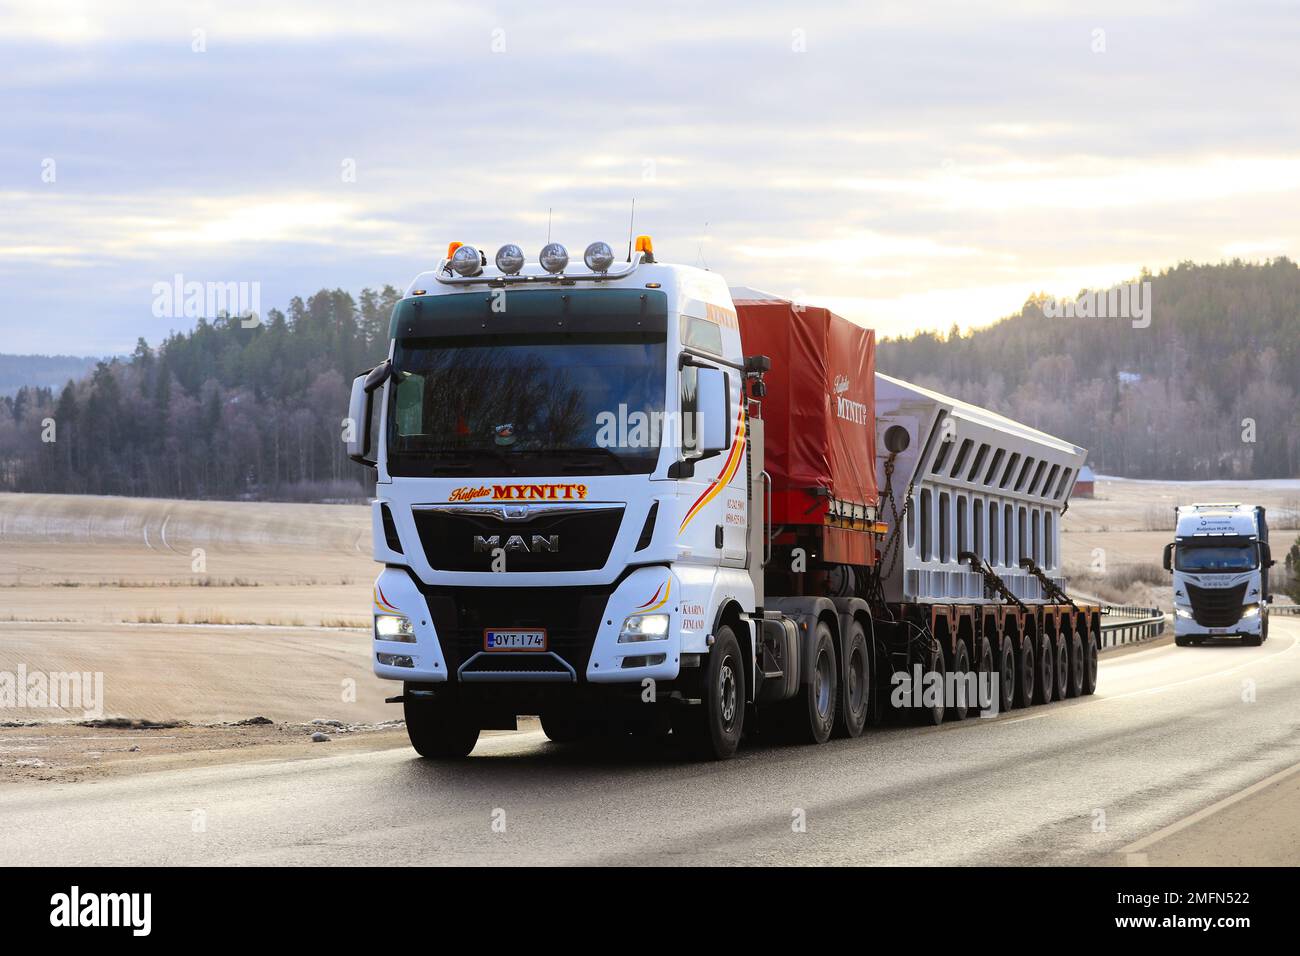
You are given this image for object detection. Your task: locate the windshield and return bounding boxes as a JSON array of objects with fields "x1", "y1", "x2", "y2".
[
  {"x1": 386, "y1": 331, "x2": 666, "y2": 477},
  {"x1": 1175, "y1": 544, "x2": 1257, "y2": 572}
]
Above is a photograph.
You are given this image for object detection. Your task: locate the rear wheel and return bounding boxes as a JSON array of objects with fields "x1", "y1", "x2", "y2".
[
  {"x1": 404, "y1": 693, "x2": 480, "y2": 759},
  {"x1": 1067, "y1": 630, "x2": 1084, "y2": 697},
  {"x1": 949, "y1": 640, "x2": 971, "y2": 721},
  {"x1": 677, "y1": 626, "x2": 745, "y2": 759},
  {"x1": 1082, "y1": 627, "x2": 1099, "y2": 695},
  {"x1": 997, "y1": 637, "x2": 1016, "y2": 714},
  {"x1": 1015, "y1": 634, "x2": 1036, "y2": 708},
  {"x1": 834, "y1": 620, "x2": 870, "y2": 738},
  {"x1": 789, "y1": 621, "x2": 838, "y2": 744}
]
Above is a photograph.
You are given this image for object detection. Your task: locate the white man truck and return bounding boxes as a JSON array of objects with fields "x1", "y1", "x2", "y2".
[
  {"x1": 1165, "y1": 503, "x2": 1273, "y2": 646},
  {"x1": 347, "y1": 236, "x2": 1102, "y2": 760}
]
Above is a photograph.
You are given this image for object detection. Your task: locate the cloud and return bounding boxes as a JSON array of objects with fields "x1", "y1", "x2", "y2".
[{"x1": 1, "y1": 1, "x2": 1297, "y2": 354}]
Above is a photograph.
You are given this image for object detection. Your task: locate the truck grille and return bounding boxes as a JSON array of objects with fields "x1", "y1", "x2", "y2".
[
  {"x1": 1187, "y1": 582, "x2": 1248, "y2": 628},
  {"x1": 413, "y1": 506, "x2": 623, "y2": 572},
  {"x1": 418, "y1": 583, "x2": 616, "y2": 680}
]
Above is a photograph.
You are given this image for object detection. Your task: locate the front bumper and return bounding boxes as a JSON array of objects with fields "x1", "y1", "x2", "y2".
[
  {"x1": 1173, "y1": 608, "x2": 1262, "y2": 637},
  {"x1": 370, "y1": 566, "x2": 684, "y2": 685}
]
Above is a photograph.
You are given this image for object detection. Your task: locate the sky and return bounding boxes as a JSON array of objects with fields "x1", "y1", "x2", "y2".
[{"x1": 1, "y1": 0, "x2": 1298, "y2": 356}]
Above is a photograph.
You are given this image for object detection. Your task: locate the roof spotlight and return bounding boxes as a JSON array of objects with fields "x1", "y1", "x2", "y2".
[
  {"x1": 584, "y1": 241, "x2": 615, "y2": 273},
  {"x1": 539, "y1": 242, "x2": 569, "y2": 274},
  {"x1": 450, "y1": 244, "x2": 482, "y2": 277},
  {"x1": 495, "y1": 243, "x2": 525, "y2": 275}
]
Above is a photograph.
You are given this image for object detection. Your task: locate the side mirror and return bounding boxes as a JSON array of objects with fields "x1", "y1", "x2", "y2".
[
  {"x1": 346, "y1": 362, "x2": 389, "y2": 467},
  {"x1": 1162, "y1": 542, "x2": 1174, "y2": 572},
  {"x1": 1259, "y1": 542, "x2": 1273, "y2": 567},
  {"x1": 697, "y1": 367, "x2": 731, "y2": 454}
]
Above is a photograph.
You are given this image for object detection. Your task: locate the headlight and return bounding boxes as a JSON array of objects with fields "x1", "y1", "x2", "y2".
[
  {"x1": 619, "y1": 613, "x2": 670, "y2": 643},
  {"x1": 1175, "y1": 607, "x2": 1193, "y2": 619},
  {"x1": 1241, "y1": 603, "x2": 1260, "y2": 618},
  {"x1": 375, "y1": 614, "x2": 416, "y2": 643}
]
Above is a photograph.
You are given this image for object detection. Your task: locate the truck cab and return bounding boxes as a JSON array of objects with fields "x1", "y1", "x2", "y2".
[
  {"x1": 1165, "y1": 503, "x2": 1273, "y2": 646},
  {"x1": 347, "y1": 238, "x2": 760, "y2": 757}
]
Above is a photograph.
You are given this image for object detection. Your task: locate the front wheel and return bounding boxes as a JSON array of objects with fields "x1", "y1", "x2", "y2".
[
  {"x1": 404, "y1": 693, "x2": 480, "y2": 759},
  {"x1": 677, "y1": 626, "x2": 745, "y2": 759}
]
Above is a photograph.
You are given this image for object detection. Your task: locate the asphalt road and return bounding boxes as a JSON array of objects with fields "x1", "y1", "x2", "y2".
[{"x1": 2, "y1": 620, "x2": 1298, "y2": 866}]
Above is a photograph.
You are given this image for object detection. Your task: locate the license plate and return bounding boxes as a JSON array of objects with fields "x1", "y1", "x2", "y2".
[
  {"x1": 1210, "y1": 628, "x2": 1226, "y2": 634},
  {"x1": 484, "y1": 629, "x2": 547, "y2": 652}
]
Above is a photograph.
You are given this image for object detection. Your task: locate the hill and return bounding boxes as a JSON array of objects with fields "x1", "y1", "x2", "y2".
[{"x1": 877, "y1": 259, "x2": 1300, "y2": 479}]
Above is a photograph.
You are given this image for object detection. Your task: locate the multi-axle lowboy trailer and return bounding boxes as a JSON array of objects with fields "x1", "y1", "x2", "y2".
[{"x1": 348, "y1": 237, "x2": 1102, "y2": 759}]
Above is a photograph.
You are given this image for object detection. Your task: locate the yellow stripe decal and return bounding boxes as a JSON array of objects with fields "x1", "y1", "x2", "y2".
[{"x1": 679, "y1": 412, "x2": 747, "y2": 534}]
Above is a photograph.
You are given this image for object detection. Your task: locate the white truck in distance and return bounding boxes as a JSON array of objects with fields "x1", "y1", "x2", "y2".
[
  {"x1": 347, "y1": 236, "x2": 1102, "y2": 760},
  {"x1": 1164, "y1": 503, "x2": 1273, "y2": 646}
]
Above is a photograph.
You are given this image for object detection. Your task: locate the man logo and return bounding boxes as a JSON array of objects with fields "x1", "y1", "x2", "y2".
[{"x1": 473, "y1": 535, "x2": 559, "y2": 553}]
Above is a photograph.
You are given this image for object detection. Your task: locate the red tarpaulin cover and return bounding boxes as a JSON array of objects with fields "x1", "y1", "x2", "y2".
[{"x1": 734, "y1": 296, "x2": 877, "y2": 527}]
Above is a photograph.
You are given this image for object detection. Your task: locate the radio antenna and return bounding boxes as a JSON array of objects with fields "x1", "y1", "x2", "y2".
[
  {"x1": 697, "y1": 221, "x2": 710, "y2": 269},
  {"x1": 626, "y1": 198, "x2": 636, "y2": 261},
  {"x1": 547, "y1": 208, "x2": 553, "y2": 244}
]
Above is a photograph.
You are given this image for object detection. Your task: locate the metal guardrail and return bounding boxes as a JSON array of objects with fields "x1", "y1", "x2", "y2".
[
  {"x1": 1096, "y1": 602, "x2": 1297, "y2": 649},
  {"x1": 1099, "y1": 604, "x2": 1166, "y2": 648}
]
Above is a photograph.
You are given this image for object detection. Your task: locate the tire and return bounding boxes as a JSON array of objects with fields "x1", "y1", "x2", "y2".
[
  {"x1": 1053, "y1": 632, "x2": 1070, "y2": 701},
  {"x1": 1082, "y1": 627, "x2": 1099, "y2": 695},
  {"x1": 404, "y1": 693, "x2": 480, "y2": 759},
  {"x1": 1015, "y1": 633, "x2": 1035, "y2": 708},
  {"x1": 976, "y1": 636, "x2": 995, "y2": 715},
  {"x1": 540, "y1": 712, "x2": 585, "y2": 743},
  {"x1": 1036, "y1": 631, "x2": 1055, "y2": 705},
  {"x1": 1068, "y1": 630, "x2": 1084, "y2": 698},
  {"x1": 789, "y1": 621, "x2": 838, "y2": 744},
  {"x1": 949, "y1": 640, "x2": 971, "y2": 721},
  {"x1": 997, "y1": 636, "x2": 1016, "y2": 715},
  {"x1": 1175, "y1": 634, "x2": 1190, "y2": 647},
  {"x1": 919, "y1": 638, "x2": 946, "y2": 726},
  {"x1": 834, "y1": 619, "x2": 870, "y2": 738},
  {"x1": 1262, "y1": 614, "x2": 1269, "y2": 643},
  {"x1": 1243, "y1": 633, "x2": 1262, "y2": 647},
  {"x1": 679, "y1": 625, "x2": 746, "y2": 759}
]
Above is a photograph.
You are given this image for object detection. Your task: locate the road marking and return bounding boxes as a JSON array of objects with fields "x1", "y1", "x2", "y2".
[{"x1": 1120, "y1": 757, "x2": 1300, "y2": 857}]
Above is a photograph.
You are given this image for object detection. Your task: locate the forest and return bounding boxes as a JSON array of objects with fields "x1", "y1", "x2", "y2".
[
  {"x1": 878, "y1": 259, "x2": 1300, "y2": 479},
  {"x1": 1, "y1": 258, "x2": 1297, "y2": 501},
  {"x1": 0, "y1": 287, "x2": 399, "y2": 500}
]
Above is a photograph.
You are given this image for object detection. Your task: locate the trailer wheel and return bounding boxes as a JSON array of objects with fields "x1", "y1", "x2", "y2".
[
  {"x1": 1034, "y1": 632, "x2": 1053, "y2": 705},
  {"x1": 834, "y1": 620, "x2": 870, "y2": 739},
  {"x1": 1052, "y1": 632, "x2": 1069, "y2": 701},
  {"x1": 403, "y1": 694, "x2": 480, "y2": 759},
  {"x1": 1067, "y1": 631, "x2": 1084, "y2": 697},
  {"x1": 789, "y1": 621, "x2": 838, "y2": 744},
  {"x1": 949, "y1": 640, "x2": 971, "y2": 721},
  {"x1": 919, "y1": 638, "x2": 946, "y2": 726},
  {"x1": 677, "y1": 626, "x2": 745, "y2": 759},
  {"x1": 1015, "y1": 634, "x2": 1036, "y2": 708},
  {"x1": 997, "y1": 637, "x2": 1016, "y2": 714},
  {"x1": 1082, "y1": 627, "x2": 1099, "y2": 695},
  {"x1": 976, "y1": 636, "x2": 995, "y2": 715}
]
